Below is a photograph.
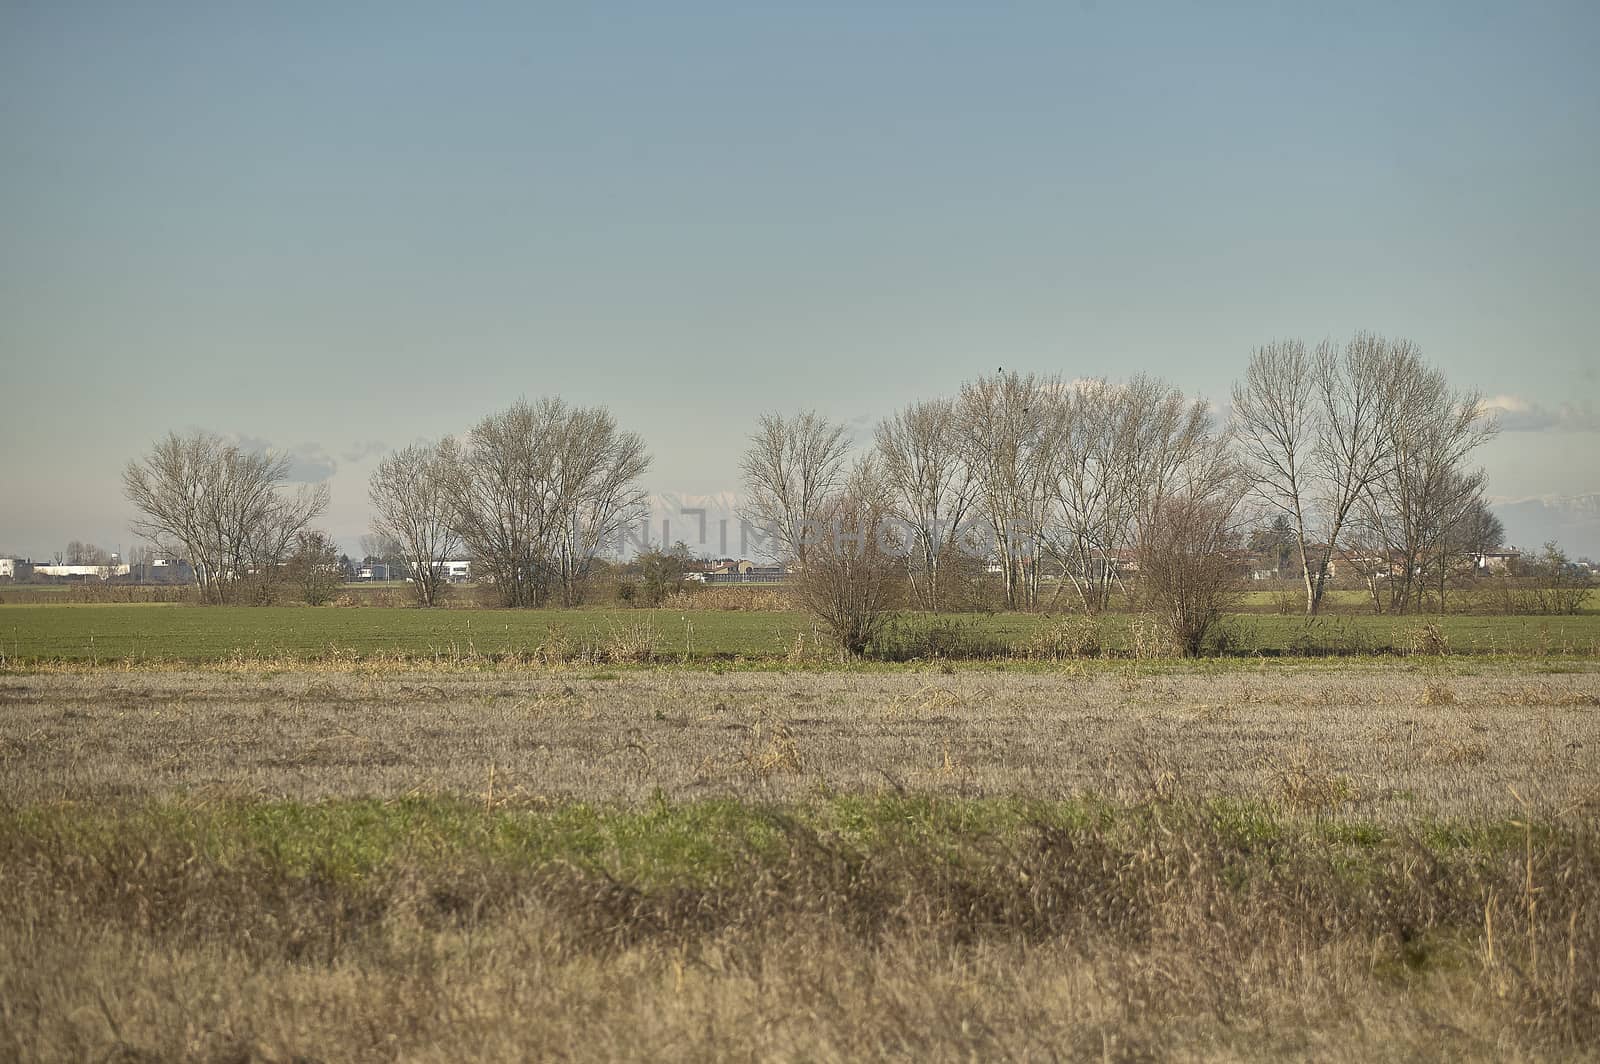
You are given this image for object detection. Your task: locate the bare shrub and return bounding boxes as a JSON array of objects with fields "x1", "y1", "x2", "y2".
[
  {"x1": 604, "y1": 619, "x2": 660, "y2": 664},
  {"x1": 1267, "y1": 744, "x2": 1359, "y2": 813},
  {"x1": 1019, "y1": 616, "x2": 1104, "y2": 660},
  {"x1": 1420, "y1": 679, "x2": 1457, "y2": 706},
  {"x1": 1408, "y1": 622, "x2": 1451, "y2": 656},
  {"x1": 1524, "y1": 543, "x2": 1592, "y2": 615},
  {"x1": 1137, "y1": 493, "x2": 1243, "y2": 656},
  {"x1": 794, "y1": 473, "x2": 901, "y2": 657},
  {"x1": 288, "y1": 530, "x2": 343, "y2": 606}
]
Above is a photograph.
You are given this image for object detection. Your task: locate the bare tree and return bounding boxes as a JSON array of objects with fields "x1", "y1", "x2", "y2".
[
  {"x1": 1438, "y1": 493, "x2": 1504, "y2": 606},
  {"x1": 794, "y1": 461, "x2": 900, "y2": 656},
  {"x1": 956, "y1": 372, "x2": 1061, "y2": 609},
  {"x1": 245, "y1": 484, "x2": 332, "y2": 604},
  {"x1": 549, "y1": 405, "x2": 651, "y2": 607},
  {"x1": 443, "y1": 398, "x2": 651, "y2": 607},
  {"x1": 1233, "y1": 333, "x2": 1425, "y2": 615},
  {"x1": 1353, "y1": 363, "x2": 1495, "y2": 613},
  {"x1": 1231, "y1": 340, "x2": 1319, "y2": 608},
  {"x1": 370, "y1": 442, "x2": 459, "y2": 606},
  {"x1": 123, "y1": 431, "x2": 327, "y2": 604},
  {"x1": 65, "y1": 541, "x2": 110, "y2": 566},
  {"x1": 874, "y1": 398, "x2": 977, "y2": 611},
  {"x1": 1043, "y1": 376, "x2": 1218, "y2": 613},
  {"x1": 288, "y1": 530, "x2": 343, "y2": 606},
  {"x1": 739, "y1": 411, "x2": 851, "y2": 567}
]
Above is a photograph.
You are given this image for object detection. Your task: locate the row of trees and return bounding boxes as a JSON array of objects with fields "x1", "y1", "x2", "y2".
[
  {"x1": 369, "y1": 398, "x2": 650, "y2": 607},
  {"x1": 1233, "y1": 334, "x2": 1497, "y2": 614},
  {"x1": 739, "y1": 334, "x2": 1500, "y2": 626},
  {"x1": 122, "y1": 401, "x2": 652, "y2": 608},
  {"x1": 123, "y1": 432, "x2": 330, "y2": 604},
  {"x1": 121, "y1": 333, "x2": 1505, "y2": 634},
  {"x1": 733, "y1": 335, "x2": 1503, "y2": 649},
  {"x1": 742, "y1": 374, "x2": 1233, "y2": 616}
]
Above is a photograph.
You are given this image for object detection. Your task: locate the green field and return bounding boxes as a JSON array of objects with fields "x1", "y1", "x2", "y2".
[{"x1": 3, "y1": 603, "x2": 1599, "y2": 663}]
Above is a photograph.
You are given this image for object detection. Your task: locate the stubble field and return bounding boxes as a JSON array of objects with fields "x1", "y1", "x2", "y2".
[{"x1": 2, "y1": 660, "x2": 1599, "y2": 1061}]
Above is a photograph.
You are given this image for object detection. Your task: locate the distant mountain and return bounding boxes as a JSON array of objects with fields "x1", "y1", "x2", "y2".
[{"x1": 1490, "y1": 494, "x2": 1600, "y2": 559}]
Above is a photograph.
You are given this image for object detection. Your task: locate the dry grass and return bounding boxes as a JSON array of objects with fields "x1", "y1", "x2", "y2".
[
  {"x1": 660, "y1": 585, "x2": 796, "y2": 611},
  {"x1": 1421, "y1": 677, "x2": 1458, "y2": 705},
  {"x1": 2, "y1": 795, "x2": 1598, "y2": 1062},
  {"x1": 4, "y1": 666, "x2": 1594, "y2": 817},
  {"x1": 3, "y1": 662, "x2": 1599, "y2": 1061}
]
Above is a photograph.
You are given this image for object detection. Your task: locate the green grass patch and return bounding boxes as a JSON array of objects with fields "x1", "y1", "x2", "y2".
[
  {"x1": 2, "y1": 604, "x2": 1599, "y2": 664},
  {"x1": 2, "y1": 794, "x2": 1566, "y2": 886}
]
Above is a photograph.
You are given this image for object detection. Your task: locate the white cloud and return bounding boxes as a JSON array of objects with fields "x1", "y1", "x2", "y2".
[
  {"x1": 1478, "y1": 395, "x2": 1600, "y2": 433},
  {"x1": 232, "y1": 435, "x2": 337, "y2": 483}
]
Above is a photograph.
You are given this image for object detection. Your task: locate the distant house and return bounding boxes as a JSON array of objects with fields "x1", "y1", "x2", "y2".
[
  {"x1": 357, "y1": 564, "x2": 390, "y2": 581},
  {"x1": 0, "y1": 558, "x2": 14, "y2": 580},
  {"x1": 699, "y1": 559, "x2": 789, "y2": 585},
  {"x1": 1473, "y1": 547, "x2": 1522, "y2": 572}
]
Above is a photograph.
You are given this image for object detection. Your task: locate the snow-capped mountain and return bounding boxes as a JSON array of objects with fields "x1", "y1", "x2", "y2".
[{"x1": 1490, "y1": 494, "x2": 1600, "y2": 559}]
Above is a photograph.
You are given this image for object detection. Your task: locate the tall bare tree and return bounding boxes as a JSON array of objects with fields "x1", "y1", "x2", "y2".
[
  {"x1": 1352, "y1": 362, "x2": 1495, "y2": 613},
  {"x1": 956, "y1": 372, "x2": 1061, "y2": 609},
  {"x1": 1233, "y1": 333, "x2": 1417, "y2": 614},
  {"x1": 123, "y1": 431, "x2": 327, "y2": 604},
  {"x1": 1043, "y1": 376, "x2": 1218, "y2": 612},
  {"x1": 874, "y1": 398, "x2": 977, "y2": 610},
  {"x1": 549, "y1": 405, "x2": 651, "y2": 607},
  {"x1": 369, "y1": 442, "x2": 460, "y2": 607},
  {"x1": 443, "y1": 398, "x2": 651, "y2": 607},
  {"x1": 739, "y1": 411, "x2": 851, "y2": 567}
]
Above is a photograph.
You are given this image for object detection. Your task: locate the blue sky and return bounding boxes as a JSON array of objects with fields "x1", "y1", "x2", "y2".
[{"x1": 3, "y1": 1, "x2": 1598, "y2": 557}]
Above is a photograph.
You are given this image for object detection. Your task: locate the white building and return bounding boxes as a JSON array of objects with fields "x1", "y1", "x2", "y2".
[
  {"x1": 1474, "y1": 548, "x2": 1522, "y2": 572},
  {"x1": 0, "y1": 558, "x2": 15, "y2": 579},
  {"x1": 32, "y1": 563, "x2": 131, "y2": 580},
  {"x1": 434, "y1": 559, "x2": 471, "y2": 582}
]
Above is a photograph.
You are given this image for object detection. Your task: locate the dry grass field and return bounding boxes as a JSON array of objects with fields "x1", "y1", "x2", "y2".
[
  {"x1": 3, "y1": 665, "x2": 1598, "y2": 815},
  {"x1": 3, "y1": 663, "x2": 1599, "y2": 1060}
]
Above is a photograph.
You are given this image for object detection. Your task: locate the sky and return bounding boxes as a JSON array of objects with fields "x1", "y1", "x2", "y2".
[{"x1": 3, "y1": 1, "x2": 1598, "y2": 559}]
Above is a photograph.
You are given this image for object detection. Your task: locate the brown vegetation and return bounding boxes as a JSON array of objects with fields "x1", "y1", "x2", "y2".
[
  {"x1": 3, "y1": 664, "x2": 1598, "y2": 1061},
  {"x1": 2, "y1": 667, "x2": 1595, "y2": 812}
]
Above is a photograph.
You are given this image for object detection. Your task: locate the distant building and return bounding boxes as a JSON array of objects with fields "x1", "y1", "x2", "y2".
[
  {"x1": 1474, "y1": 547, "x2": 1522, "y2": 572},
  {"x1": 357, "y1": 564, "x2": 390, "y2": 581},
  {"x1": 0, "y1": 558, "x2": 14, "y2": 579},
  {"x1": 434, "y1": 559, "x2": 471, "y2": 582},
  {"x1": 699, "y1": 559, "x2": 789, "y2": 584},
  {"x1": 32, "y1": 563, "x2": 131, "y2": 580}
]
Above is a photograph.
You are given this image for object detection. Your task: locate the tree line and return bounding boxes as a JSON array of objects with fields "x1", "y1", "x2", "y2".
[
  {"x1": 122, "y1": 333, "x2": 1517, "y2": 629},
  {"x1": 123, "y1": 398, "x2": 649, "y2": 608},
  {"x1": 742, "y1": 332, "x2": 1501, "y2": 624}
]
